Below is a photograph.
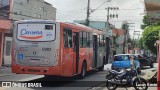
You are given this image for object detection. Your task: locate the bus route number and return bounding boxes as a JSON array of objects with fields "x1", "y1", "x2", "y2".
[{"x1": 42, "y1": 48, "x2": 51, "y2": 51}]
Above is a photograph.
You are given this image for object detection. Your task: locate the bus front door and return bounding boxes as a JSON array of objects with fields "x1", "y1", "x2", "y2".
[{"x1": 73, "y1": 32, "x2": 79, "y2": 74}]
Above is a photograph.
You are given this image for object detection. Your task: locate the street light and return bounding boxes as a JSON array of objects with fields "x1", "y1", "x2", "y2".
[{"x1": 86, "y1": 0, "x2": 112, "y2": 26}]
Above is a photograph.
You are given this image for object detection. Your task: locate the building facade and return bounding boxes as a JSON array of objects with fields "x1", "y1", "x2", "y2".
[
  {"x1": 11, "y1": 0, "x2": 56, "y2": 20},
  {"x1": 112, "y1": 28, "x2": 124, "y2": 55},
  {"x1": 144, "y1": 0, "x2": 160, "y2": 22},
  {"x1": 0, "y1": 0, "x2": 56, "y2": 67}
]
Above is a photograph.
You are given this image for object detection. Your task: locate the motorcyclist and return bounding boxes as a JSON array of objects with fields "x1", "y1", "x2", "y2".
[
  {"x1": 130, "y1": 55, "x2": 141, "y2": 74},
  {"x1": 112, "y1": 55, "x2": 141, "y2": 81}
]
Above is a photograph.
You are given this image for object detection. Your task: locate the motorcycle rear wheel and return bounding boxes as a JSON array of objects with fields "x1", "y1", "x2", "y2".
[{"x1": 106, "y1": 82, "x2": 118, "y2": 90}]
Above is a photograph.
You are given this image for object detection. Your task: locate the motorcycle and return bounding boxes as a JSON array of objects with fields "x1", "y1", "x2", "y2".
[{"x1": 106, "y1": 62, "x2": 148, "y2": 90}]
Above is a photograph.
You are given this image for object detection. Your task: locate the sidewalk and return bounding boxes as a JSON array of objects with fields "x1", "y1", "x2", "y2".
[{"x1": 0, "y1": 66, "x2": 13, "y2": 77}]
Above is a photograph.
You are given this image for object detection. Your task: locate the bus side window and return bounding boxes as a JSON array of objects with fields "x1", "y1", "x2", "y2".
[
  {"x1": 63, "y1": 29, "x2": 68, "y2": 47},
  {"x1": 83, "y1": 32, "x2": 87, "y2": 47},
  {"x1": 86, "y1": 32, "x2": 91, "y2": 47},
  {"x1": 90, "y1": 33, "x2": 93, "y2": 47},
  {"x1": 63, "y1": 29, "x2": 72, "y2": 48},
  {"x1": 102, "y1": 35, "x2": 105, "y2": 47}
]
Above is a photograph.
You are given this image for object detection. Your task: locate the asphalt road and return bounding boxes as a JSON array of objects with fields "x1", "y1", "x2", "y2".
[
  {"x1": 0, "y1": 63, "x2": 158, "y2": 90},
  {"x1": 0, "y1": 64, "x2": 112, "y2": 90}
]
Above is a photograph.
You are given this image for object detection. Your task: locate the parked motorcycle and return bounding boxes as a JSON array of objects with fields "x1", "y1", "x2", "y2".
[{"x1": 106, "y1": 63, "x2": 148, "y2": 90}]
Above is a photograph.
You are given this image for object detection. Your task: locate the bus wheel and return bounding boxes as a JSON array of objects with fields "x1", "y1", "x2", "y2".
[{"x1": 79, "y1": 62, "x2": 86, "y2": 79}]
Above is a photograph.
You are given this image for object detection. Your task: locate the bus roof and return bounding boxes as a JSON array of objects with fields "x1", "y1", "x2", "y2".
[
  {"x1": 15, "y1": 19, "x2": 56, "y2": 24},
  {"x1": 15, "y1": 20, "x2": 106, "y2": 34}
]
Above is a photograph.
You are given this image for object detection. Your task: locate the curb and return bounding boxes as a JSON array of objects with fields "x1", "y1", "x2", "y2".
[
  {"x1": 0, "y1": 73, "x2": 15, "y2": 77},
  {"x1": 0, "y1": 67, "x2": 13, "y2": 77}
]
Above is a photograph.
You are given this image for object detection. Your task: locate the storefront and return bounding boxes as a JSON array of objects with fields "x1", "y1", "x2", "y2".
[
  {"x1": 144, "y1": 0, "x2": 160, "y2": 20},
  {"x1": 0, "y1": 20, "x2": 11, "y2": 67},
  {"x1": 0, "y1": 0, "x2": 12, "y2": 67}
]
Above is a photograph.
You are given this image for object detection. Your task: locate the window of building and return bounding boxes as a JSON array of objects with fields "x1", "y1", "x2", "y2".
[
  {"x1": 19, "y1": 11, "x2": 22, "y2": 15},
  {"x1": 27, "y1": 0, "x2": 30, "y2": 4},
  {"x1": 33, "y1": 14, "x2": 37, "y2": 17},
  {"x1": 35, "y1": 5, "x2": 37, "y2": 9},
  {"x1": 63, "y1": 29, "x2": 72, "y2": 48},
  {"x1": 20, "y1": 2, "x2": 23, "y2": 5},
  {"x1": 37, "y1": 14, "x2": 41, "y2": 18},
  {"x1": 5, "y1": 41, "x2": 11, "y2": 56},
  {"x1": 40, "y1": 7, "x2": 43, "y2": 10},
  {"x1": 0, "y1": 0, "x2": 10, "y2": 19}
]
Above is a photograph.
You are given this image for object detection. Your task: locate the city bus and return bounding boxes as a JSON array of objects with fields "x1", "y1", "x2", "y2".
[{"x1": 11, "y1": 20, "x2": 108, "y2": 78}]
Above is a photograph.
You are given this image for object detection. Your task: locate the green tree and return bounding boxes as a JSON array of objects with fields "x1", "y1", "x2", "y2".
[
  {"x1": 141, "y1": 15, "x2": 151, "y2": 29},
  {"x1": 132, "y1": 39, "x2": 140, "y2": 48},
  {"x1": 141, "y1": 15, "x2": 160, "y2": 30},
  {"x1": 141, "y1": 26, "x2": 160, "y2": 54}
]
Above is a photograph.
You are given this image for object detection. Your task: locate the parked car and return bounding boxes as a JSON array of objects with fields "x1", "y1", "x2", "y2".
[
  {"x1": 111, "y1": 54, "x2": 140, "y2": 71},
  {"x1": 133, "y1": 54, "x2": 154, "y2": 68}
]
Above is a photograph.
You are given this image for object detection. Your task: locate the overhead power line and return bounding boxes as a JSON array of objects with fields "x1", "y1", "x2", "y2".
[
  {"x1": 90, "y1": 0, "x2": 111, "y2": 13},
  {"x1": 93, "y1": 8, "x2": 144, "y2": 11}
]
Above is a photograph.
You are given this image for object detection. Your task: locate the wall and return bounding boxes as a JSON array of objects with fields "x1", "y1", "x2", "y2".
[{"x1": 11, "y1": 0, "x2": 56, "y2": 20}]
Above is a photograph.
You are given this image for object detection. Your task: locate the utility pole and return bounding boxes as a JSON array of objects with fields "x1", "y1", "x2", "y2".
[
  {"x1": 105, "y1": 7, "x2": 119, "y2": 63},
  {"x1": 86, "y1": 0, "x2": 90, "y2": 26},
  {"x1": 106, "y1": 7, "x2": 110, "y2": 27},
  {"x1": 122, "y1": 23, "x2": 135, "y2": 54},
  {"x1": 134, "y1": 31, "x2": 140, "y2": 47},
  {"x1": 105, "y1": 7, "x2": 110, "y2": 64},
  {"x1": 105, "y1": 7, "x2": 119, "y2": 27},
  {"x1": 122, "y1": 22, "x2": 128, "y2": 54}
]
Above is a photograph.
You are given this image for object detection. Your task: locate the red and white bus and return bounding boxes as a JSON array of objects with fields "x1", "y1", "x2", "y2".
[{"x1": 12, "y1": 20, "x2": 108, "y2": 78}]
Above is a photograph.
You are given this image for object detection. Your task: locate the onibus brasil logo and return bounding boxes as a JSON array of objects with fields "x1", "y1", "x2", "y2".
[
  {"x1": 2, "y1": 82, "x2": 42, "y2": 87},
  {"x1": 20, "y1": 29, "x2": 43, "y2": 40}
]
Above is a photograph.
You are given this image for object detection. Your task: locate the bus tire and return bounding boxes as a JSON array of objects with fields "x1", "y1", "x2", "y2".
[{"x1": 79, "y1": 61, "x2": 87, "y2": 79}]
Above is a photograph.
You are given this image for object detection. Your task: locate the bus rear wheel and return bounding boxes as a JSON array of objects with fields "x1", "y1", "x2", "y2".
[{"x1": 79, "y1": 62, "x2": 86, "y2": 79}]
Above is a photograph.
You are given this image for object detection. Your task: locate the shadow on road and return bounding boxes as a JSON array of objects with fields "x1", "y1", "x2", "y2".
[
  {"x1": 24, "y1": 69, "x2": 105, "y2": 88},
  {"x1": 141, "y1": 66, "x2": 155, "y2": 70}
]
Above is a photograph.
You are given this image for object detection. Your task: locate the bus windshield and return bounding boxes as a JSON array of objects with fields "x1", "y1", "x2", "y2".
[{"x1": 17, "y1": 23, "x2": 55, "y2": 41}]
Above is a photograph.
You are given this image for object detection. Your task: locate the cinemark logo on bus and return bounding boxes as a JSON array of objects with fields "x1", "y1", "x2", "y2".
[{"x1": 20, "y1": 29, "x2": 43, "y2": 40}]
